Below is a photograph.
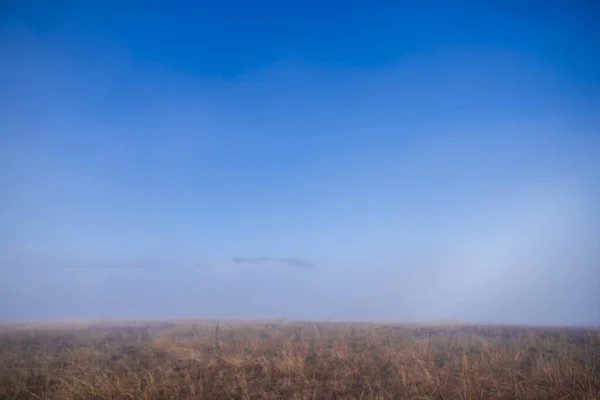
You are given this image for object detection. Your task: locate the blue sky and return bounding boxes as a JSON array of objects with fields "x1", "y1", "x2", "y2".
[{"x1": 1, "y1": 1, "x2": 599, "y2": 324}]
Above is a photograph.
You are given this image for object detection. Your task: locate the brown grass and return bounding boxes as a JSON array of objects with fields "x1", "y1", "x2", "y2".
[{"x1": 1, "y1": 320, "x2": 599, "y2": 399}]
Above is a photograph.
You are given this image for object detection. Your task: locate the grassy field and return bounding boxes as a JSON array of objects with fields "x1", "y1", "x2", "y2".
[{"x1": 1, "y1": 320, "x2": 599, "y2": 399}]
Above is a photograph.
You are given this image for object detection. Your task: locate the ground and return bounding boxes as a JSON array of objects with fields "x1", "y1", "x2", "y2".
[{"x1": 1, "y1": 320, "x2": 599, "y2": 399}]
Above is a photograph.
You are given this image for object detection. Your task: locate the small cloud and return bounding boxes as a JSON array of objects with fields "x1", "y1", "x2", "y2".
[{"x1": 232, "y1": 257, "x2": 315, "y2": 269}]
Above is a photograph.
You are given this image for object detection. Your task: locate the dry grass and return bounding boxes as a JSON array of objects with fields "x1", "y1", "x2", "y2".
[{"x1": 1, "y1": 320, "x2": 599, "y2": 399}]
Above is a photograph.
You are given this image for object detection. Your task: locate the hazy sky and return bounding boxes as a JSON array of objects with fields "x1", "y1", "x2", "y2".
[{"x1": 1, "y1": 1, "x2": 599, "y2": 324}]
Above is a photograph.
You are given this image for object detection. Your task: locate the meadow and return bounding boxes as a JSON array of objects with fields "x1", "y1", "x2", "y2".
[{"x1": 1, "y1": 320, "x2": 599, "y2": 399}]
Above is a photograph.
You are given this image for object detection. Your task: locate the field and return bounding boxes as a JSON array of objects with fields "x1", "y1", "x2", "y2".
[{"x1": 1, "y1": 320, "x2": 599, "y2": 399}]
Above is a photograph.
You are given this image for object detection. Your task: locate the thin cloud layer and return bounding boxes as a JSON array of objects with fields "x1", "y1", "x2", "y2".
[{"x1": 232, "y1": 257, "x2": 316, "y2": 269}]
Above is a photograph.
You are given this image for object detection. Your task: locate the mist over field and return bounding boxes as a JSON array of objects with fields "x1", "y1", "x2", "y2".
[{"x1": 1, "y1": 2, "x2": 599, "y2": 326}]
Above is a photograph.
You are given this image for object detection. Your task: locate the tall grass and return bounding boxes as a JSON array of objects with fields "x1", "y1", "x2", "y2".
[{"x1": 1, "y1": 321, "x2": 598, "y2": 399}]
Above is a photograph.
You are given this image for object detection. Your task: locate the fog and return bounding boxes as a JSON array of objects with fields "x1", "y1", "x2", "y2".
[{"x1": 1, "y1": 3, "x2": 598, "y2": 325}]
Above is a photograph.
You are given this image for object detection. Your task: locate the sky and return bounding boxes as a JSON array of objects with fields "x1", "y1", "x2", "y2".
[{"x1": 0, "y1": 1, "x2": 599, "y2": 325}]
